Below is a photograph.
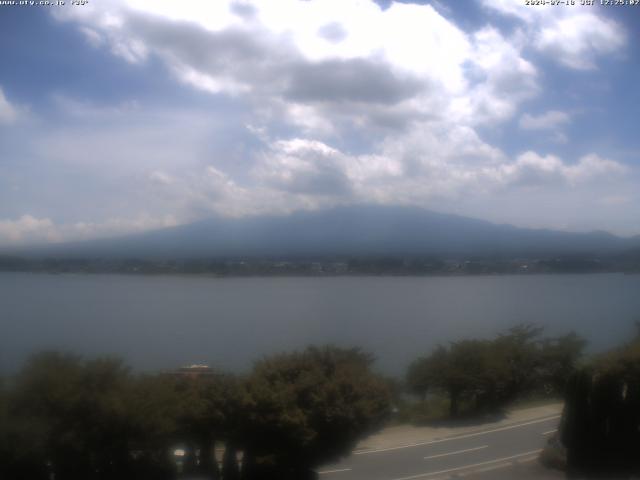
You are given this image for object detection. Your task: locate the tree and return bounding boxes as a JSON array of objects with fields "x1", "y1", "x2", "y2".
[
  {"x1": 492, "y1": 324, "x2": 544, "y2": 402},
  {"x1": 3, "y1": 352, "x2": 180, "y2": 480},
  {"x1": 439, "y1": 340, "x2": 500, "y2": 416},
  {"x1": 239, "y1": 346, "x2": 391, "y2": 479},
  {"x1": 169, "y1": 372, "x2": 244, "y2": 479},
  {"x1": 562, "y1": 355, "x2": 640, "y2": 477},
  {"x1": 4, "y1": 352, "x2": 135, "y2": 480},
  {"x1": 406, "y1": 354, "x2": 438, "y2": 401},
  {"x1": 407, "y1": 341, "x2": 501, "y2": 417},
  {"x1": 539, "y1": 332, "x2": 586, "y2": 396},
  {"x1": 406, "y1": 325, "x2": 584, "y2": 418},
  {"x1": 126, "y1": 375, "x2": 181, "y2": 480}
]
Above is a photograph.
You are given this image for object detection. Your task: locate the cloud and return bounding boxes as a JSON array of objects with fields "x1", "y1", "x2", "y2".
[
  {"x1": 254, "y1": 139, "x2": 353, "y2": 196},
  {"x1": 79, "y1": 26, "x2": 105, "y2": 48},
  {"x1": 251, "y1": 133, "x2": 624, "y2": 207},
  {"x1": 0, "y1": 214, "x2": 179, "y2": 246},
  {"x1": 149, "y1": 170, "x2": 174, "y2": 186},
  {"x1": 317, "y1": 21, "x2": 348, "y2": 43},
  {"x1": 536, "y1": 12, "x2": 624, "y2": 70},
  {"x1": 489, "y1": 151, "x2": 626, "y2": 188},
  {"x1": 48, "y1": 0, "x2": 549, "y2": 187},
  {"x1": 35, "y1": 102, "x2": 222, "y2": 175},
  {"x1": 519, "y1": 110, "x2": 570, "y2": 131},
  {"x1": 8, "y1": 90, "x2": 626, "y2": 243},
  {"x1": 54, "y1": 0, "x2": 537, "y2": 134},
  {"x1": 146, "y1": 164, "x2": 320, "y2": 218},
  {"x1": 481, "y1": 0, "x2": 626, "y2": 70},
  {"x1": 599, "y1": 194, "x2": 631, "y2": 206},
  {"x1": 0, "y1": 0, "x2": 629, "y2": 244},
  {"x1": 251, "y1": 123, "x2": 505, "y2": 206},
  {"x1": 0, "y1": 215, "x2": 56, "y2": 244},
  {"x1": 286, "y1": 58, "x2": 424, "y2": 105},
  {"x1": 566, "y1": 153, "x2": 627, "y2": 183},
  {"x1": 0, "y1": 87, "x2": 18, "y2": 125},
  {"x1": 457, "y1": 27, "x2": 538, "y2": 124},
  {"x1": 68, "y1": 214, "x2": 179, "y2": 240}
]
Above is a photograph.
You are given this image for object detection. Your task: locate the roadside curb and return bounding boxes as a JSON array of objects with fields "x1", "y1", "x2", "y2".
[
  {"x1": 432, "y1": 450, "x2": 542, "y2": 479},
  {"x1": 353, "y1": 405, "x2": 563, "y2": 455}
]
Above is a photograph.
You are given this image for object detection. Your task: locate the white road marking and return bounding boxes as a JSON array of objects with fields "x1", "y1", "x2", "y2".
[
  {"x1": 354, "y1": 415, "x2": 560, "y2": 455},
  {"x1": 318, "y1": 467, "x2": 352, "y2": 475},
  {"x1": 542, "y1": 429, "x2": 557, "y2": 435},
  {"x1": 390, "y1": 449, "x2": 542, "y2": 480},
  {"x1": 456, "y1": 453, "x2": 539, "y2": 477},
  {"x1": 423, "y1": 445, "x2": 488, "y2": 460}
]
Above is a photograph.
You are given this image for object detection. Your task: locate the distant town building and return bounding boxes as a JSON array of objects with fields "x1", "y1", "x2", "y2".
[{"x1": 171, "y1": 364, "x2": 217, "y2": 379}]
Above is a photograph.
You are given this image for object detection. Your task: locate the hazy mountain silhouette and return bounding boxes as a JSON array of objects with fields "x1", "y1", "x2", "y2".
[{"x1": 18, "y1": 205, "x2": 640, "y2": 259}]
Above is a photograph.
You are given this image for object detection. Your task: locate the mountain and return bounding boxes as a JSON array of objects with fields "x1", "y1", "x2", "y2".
[{"x1": 13, "y1": 205, "x2": 639, "y2": 260}]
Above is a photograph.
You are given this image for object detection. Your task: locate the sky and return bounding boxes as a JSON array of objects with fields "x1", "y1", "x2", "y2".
[{"x1": 0, "y1": 0, "x2": 639, "y2": 246}]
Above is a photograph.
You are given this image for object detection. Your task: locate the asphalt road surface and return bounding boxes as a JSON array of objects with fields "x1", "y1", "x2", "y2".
[{"x1": 317, "y1": 414, "x2": 561, "y2": 480}]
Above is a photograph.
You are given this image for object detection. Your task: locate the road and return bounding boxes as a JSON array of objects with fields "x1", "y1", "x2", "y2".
[{"x1": 317, "y1": 414, "x2": 561, "y2": 480}]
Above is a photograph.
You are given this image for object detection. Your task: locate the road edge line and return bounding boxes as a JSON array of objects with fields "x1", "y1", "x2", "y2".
[{"x1": 354, "y1": 415, "x2": 560, "y2": 455}]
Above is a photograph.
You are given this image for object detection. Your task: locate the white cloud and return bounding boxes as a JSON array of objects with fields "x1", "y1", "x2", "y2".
[
  {"x1": 0, "y1": 214, "x2": 179, "y2": 245},
  {"x1": 46, "y1": 0, "x2": 548, "y2": 218},
  {"x1": 2, "y1": 0, "x2": 627, "y2": 243},
  {"x1": 79, "y1": 26, "x2": 105, "y2": 48},
  {"x1": 600, "y1": 194, "x2": 631, "y2": 206},
  {"x1": 481, "y1": 0, "x2": 626, "y2": 70},
  {"x1": 565, "y1": 153, "x2": 627, "y2": 183},
  {"x1": 458, "y1": 27, "x2": 538, "y2": 124},
  {"x1": 53, "y1": 0, "x2": 538, "y2": 135},
  {"x1": 519, "y1": 110, "x2": 570, "y2": 131},
  {"x1": 69, "y1": 214, "x2": 179, "y2": 240},
  {"x1": 149, "y1": 170, "x2": 174, "y2": 186},
  {"x1": 489, "y1": 151, "x2": 626, "y2": 188},
  {"x1": 250, "y1": 133, "x2": 624, "y2": 208},
  {"x1": 44, "y1": 1, "x2": 546, "y2": 188},
  {"x1": 537, "y1": 12, "x2": 624, "y2": 70},
  {"x1": 36, "y1": 104, "x2": 219, "y2": 175},
  {"x1": 254, "y1": 139, "x2": 353, "y2": 196},
  {"x1": 0, "y1": 87, "x2": 18, "y2": 125},
  {"x1": 0, "y1": 215, "x2": 56, "y2": 243}
]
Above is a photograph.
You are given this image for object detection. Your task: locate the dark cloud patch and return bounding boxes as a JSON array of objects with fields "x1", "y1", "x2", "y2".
[
  {"x1": 259, "y1": 158, "x2": 353, "y2": 196},
  {"x1": 286, "y1": 58, "x2": 424, "y2": 105},
  {"x1": 229, "y1": 1, "x2": 258, "y2": 19},
  {"x1": 119, "y1": 11, "x2": 427, "y2": 135},
  {"x1": 256, "y1": 141, "x2": 354, "y2": 197},
  {"x1": 317, "y1": 22, "x2": 348, "y2": 43},
  {"x1": 278, "y1": 164, "x2": 352, "y2": 196},
  {"x1": 125, "y1": 13, "x2": 282, "y2": 77}
]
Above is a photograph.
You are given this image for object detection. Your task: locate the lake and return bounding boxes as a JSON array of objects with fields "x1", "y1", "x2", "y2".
[{"x1": 1, "y1": 272, "x2": 639, "y2": 376}]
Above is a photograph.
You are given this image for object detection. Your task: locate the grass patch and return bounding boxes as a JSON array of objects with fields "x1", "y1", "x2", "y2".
[{"x1": 509, "y1": 395, "x2": 563, "y2": 411}]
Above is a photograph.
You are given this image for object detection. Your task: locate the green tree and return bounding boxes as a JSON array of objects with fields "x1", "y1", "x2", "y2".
[
  {"x1": 406, "y1": 354, "x2": 438, "y2": 401},
  {"x1": 407, "y1": 341, "x2": 500, "y2": 417},
  {"x1": 492, "y1": 324, "x2": 544, "y2": 402},
  {"x1": 239, "y1": 346, "x2": 391, "y2": 479},
  {"x1": 126, "y1": 374, "x2": 181, "y2": 479},
  {"x1": 539, "y1": 332, "x2": 586, "y2": 396},
  {"x1": 406, "y1": 325, "x2": 582, "y2": 418},
  {"x1": 170, "y1": 372, "x2": 243, "y2": 479},
  {"x1": 3, "y1": 352, "x2": 179, "y2": 480},
  {"x1": 562, "y1": 331, "x2": 640, "y2": 478},
  {"x1": 439, "y1": 340, "x2": 498, "y2": 416}
]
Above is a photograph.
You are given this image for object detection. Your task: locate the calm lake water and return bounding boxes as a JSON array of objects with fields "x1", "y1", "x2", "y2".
[{"x1": 1, "y1": 272, "x2": 639, "y2": 376}]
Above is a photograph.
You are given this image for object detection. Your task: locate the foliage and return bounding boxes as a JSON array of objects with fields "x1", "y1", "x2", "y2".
[
  {"x1": 0, "y1": 327, "x2": 584, "y2": 479},
  {"x1": 0, "y1": 352, "x2": 147, "y2": 480},
  {"x1": 0, "y1": 346, "x2": 390, "y2": 480},
  {"x1": 561, "y1": 327, "x2": 640, "y2": 478},
  {"x1": 406, "y1": 325, "x2": 585, "y2": 418},
  {"x1": 240, "y1": 346, "x2": 391, "y2": 479}
]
